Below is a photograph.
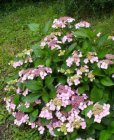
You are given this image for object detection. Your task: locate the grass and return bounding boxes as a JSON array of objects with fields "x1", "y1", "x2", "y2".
[{"x1": 0, "y1": 1, "x2": 114, "y2": 139}]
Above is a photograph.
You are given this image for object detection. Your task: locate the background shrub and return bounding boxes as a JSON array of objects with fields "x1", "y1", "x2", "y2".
[
  {"x1": 64, "y1": 0, "x2": 114, "y2": 17},
  {"x1": 4, "y1": 16, "x2": 114, "y2": 140},
  {"x1": 1, "y1": 0, "x2": 114, "y2": 18}
]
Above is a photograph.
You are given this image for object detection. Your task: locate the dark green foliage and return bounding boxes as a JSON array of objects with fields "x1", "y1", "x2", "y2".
[{"x1": 64, "y1": 0, "x2": 114, "y2": 18}]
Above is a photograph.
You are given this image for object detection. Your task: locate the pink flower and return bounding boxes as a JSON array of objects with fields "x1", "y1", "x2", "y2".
[
  {"x1": 18, "y1": 66, "x2": 52, "y2": 82},
  {"x1": 46, "y1": 101, "x2": 56, "y2": 111},
  {"x1": 5, "y1": 98, "x2": 16, "y2": 113},
  {"x1": 75, "y1": 21, "x2": 90, "y2": 29},
  {"x1": 12, "y1": 61, "x2": 23, "y2": 68},
  {"x1": 90, "y1": 56, "x2": 98, "y2": 63},
  {"x1": 62, "y1": 33, "x2": 73, "y2": 43},
  {"x1": 87, "y1": 110, "x2": 93, "y2": 118},
  {"x1": 55, "y1": 111, "x2": 62, "y2": 118},
  {"x1": 23, "y1": 89, "x2": 29, "y2": 96},
  {"x1": 35, "y1": 99, "x2": 41, "y2": 105},
  {"x1": 14, "y1": 111, "x2": 29, "y2": 126},
  {"x1": 31, "y1": 123, "x2": 36, "y2": 128},
  {"x1": 38, "y1": 126, "x2": 45, "y2": 134},
  {"x1": 25, "y1": 102, "x2": 30, "y2": 108},
  {"x1": 52, "y1": 121, "x2": 61, "y2": 128},
  {"x1": 66, "y1": 57, "x2": 74, "y2": 67},
  {"x1": 39, "y1": 109, "x2": 53, "y2": 120},
  {"x1": 10, "y1": 103, "x2": 16, "y2": 110},
  {"x1": 39, "y1": 71, "x2": 47, "y2": 79},
  {"x1": 40, "y1": 33, "x2": 61, "y2": 50},
  {"x1": 28, "y1": 122, "x2": 36, "y2": 128},
  {"x1": 16, "y1": 87, "x2": 22, "y2": 94},
  {"x1": 93, "y1": 103, "x2": 110, "y2": 123},
  {"x1": 52, "y1": 17, "x2": 75, "y2": 29},
  {"x1": 71, "y1": 95, "x2": 84, "y2": 108},
  {"x1": 84, "y1": 58, "x2": 89, "y2": 64},
  {"x1": 79, "y1": 102, "x2": 87, "y2": 110},
  {"x1": 66, "y1": 123, "x2": 74, "y2": 132},
  {"x1": 81, "y1": 121, "x2": 86, "y2": 129},
  {"x1": 94, "y1": 115, "x2": 102, "y2": 123},
  {"x1": 97, "y1": 61, "x2": 108, "y2": 69},
  {"x1": 74, "y1": 79, "x2": 80, "y2": 85},
  {"x1": 105, "y1": 54, "x2": 114, "y2": 60}
]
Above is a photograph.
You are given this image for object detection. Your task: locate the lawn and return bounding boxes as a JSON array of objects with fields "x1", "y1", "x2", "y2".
[{"x1": 0, "y1": 1, "x2": 114, "y2": 139}]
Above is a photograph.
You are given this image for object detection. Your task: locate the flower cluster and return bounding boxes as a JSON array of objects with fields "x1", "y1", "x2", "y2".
[
  {"x1": 40, "y1": 32, "x2": 62, "y2": 50},
  {"x1": 87, "y1": 103, "x2": 110, "y2": 123},
  {"x1": 4, "y1": 97, "x2": 16, "y2": 113},
  {"x1": 65, "y1": 50, "x2": 114, "y2": 86},
  {"x1": 16, "y1": 88, "x2": 29, "y2": 96},
  {"x1": 75, "y1": 21, "x2": 91, "y2": 29},
  {"x1": 38, "y1": 85, "x2": 110, "y2": 135},
  {"x1": 9, "y1": 49, "x2": 33, "y2": 68},
  {"x1": 18, "y1": 65, "x2": 52, "y2": 82},
  {"x1": 66, "y1": 51, "x2": 82, "y2": 67},
  {"x1": 98, "y1": 54, "x2": 114, "y2": 69},
  {"x1": 4, "y1": 79, "x2": 17, "y2": 92},
  {"x1": 52, "y1": 16, "x2": 75, "y2": 29},
  {"x1": 14, "y1": 111, "x2": 29, "y2": 126},
  {"x1": 62, "y1": 33, "x2": 73, "y2": 43}
]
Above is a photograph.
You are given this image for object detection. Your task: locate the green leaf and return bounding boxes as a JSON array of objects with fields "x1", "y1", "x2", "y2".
[
  {"x1": 100, "y1": 130, "x2": 111, "y2": 140},
  {"x1": 78, "y1": 84, "x2": 89, "y2": 94},
  {"x1": 53, "y1": 57, "x2": 61, "y2": 62},
  {"x1": 70, "y1": 131, "x2": 77, "y2": 140},
  {"x1": 92, "y1": 123, "x2": 104, "y2": 130},
  {"x1": 54, "y1": 128, "x2": 64, "y2": 136},
  {"x1": 34, "y1": 58, "x2": 45, "y2": 67},
  {"x1": 108, "y1": 121, "x2": 114, "y2": 134},
  {"x1": 32, "y1": 45, "x2": 44, "y2": 57},
  {"x1": 42, "y1": 90, "x2": 49, "y2": 103},
  {"x1": 97, "y1": 48, "x2": 108, "y2": 59},
  {"x1": 93, "y1": 67, "x2": 105, "y2": 76},
  {"x1": 13, "y1": 94, "x2": 20, "y2": 105},
  {"x1": 109, "y1": 67, "x2": 114, "y2": 74},
  {"x1": 85, "y1": 117, "x2": 94, "y2": 127},
  {"x1": 102, "y1": 92, "x2": 109, "y2": 102},
  {"x1": 29, "y1": 109, "x2": 38, "y2": 122},
  {"x1": 25, "y1": 80, "x2": 42, "y2": 91},
  {"x1": 101, "y1": 77, "x2": 114, "y2": 86},
  {"x1": 45, "y1": 76, "x2": 54, "y2": 88},
  {"x1": 97, "y1": 35, "x2": 108, "y2": 46},
  {"x1": 82, "y1": 40, "x2": 93, "y2": 54},
  {"x1": 43, "y1": 20, "x2": 51, "y2": 34},
  {"x1": 18, "y1": 105, "x2": 33, "y2": 113},
  {"x1": 58, "y1": 76, "x2": 66, "y2": 84},
  {"x1": 46, "y1": 58, "x2": 51, "y2": 67},
  {"x1": 28, "y1": 23, "x2": 39, "y2": 31},
  {"x1": 82, "y1": 105, "x2": 93, "y2": 116},
  {"x1": 90, "y1": 86, "x2": 103, "y2": 102},
  {"x1": 64, "y1": 105, "x2": 72, "y2": 112},
  {"x1": 74, "y1": 30, "x2": 89, "y2": 39},
  {"x1": 49, "y1": 86, "x2": 56, "y2": 98},
  {"x1": 41, "y1": 118, "x2": 50, "y2": 126},
  {"x1": 0, "y1": 114, "x2": 4, "y2": 121},
  {"x1": 22, "y1": 93, "x2": 41, "y2": 103},
  {"x1": 67, "y1": 42, "x2": 77, "y2": 54}
]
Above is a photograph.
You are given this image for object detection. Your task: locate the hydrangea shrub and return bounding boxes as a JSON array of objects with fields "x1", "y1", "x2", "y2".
[{"x1": 5, "y1": 17, "x2": 114, "y2": 140}]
